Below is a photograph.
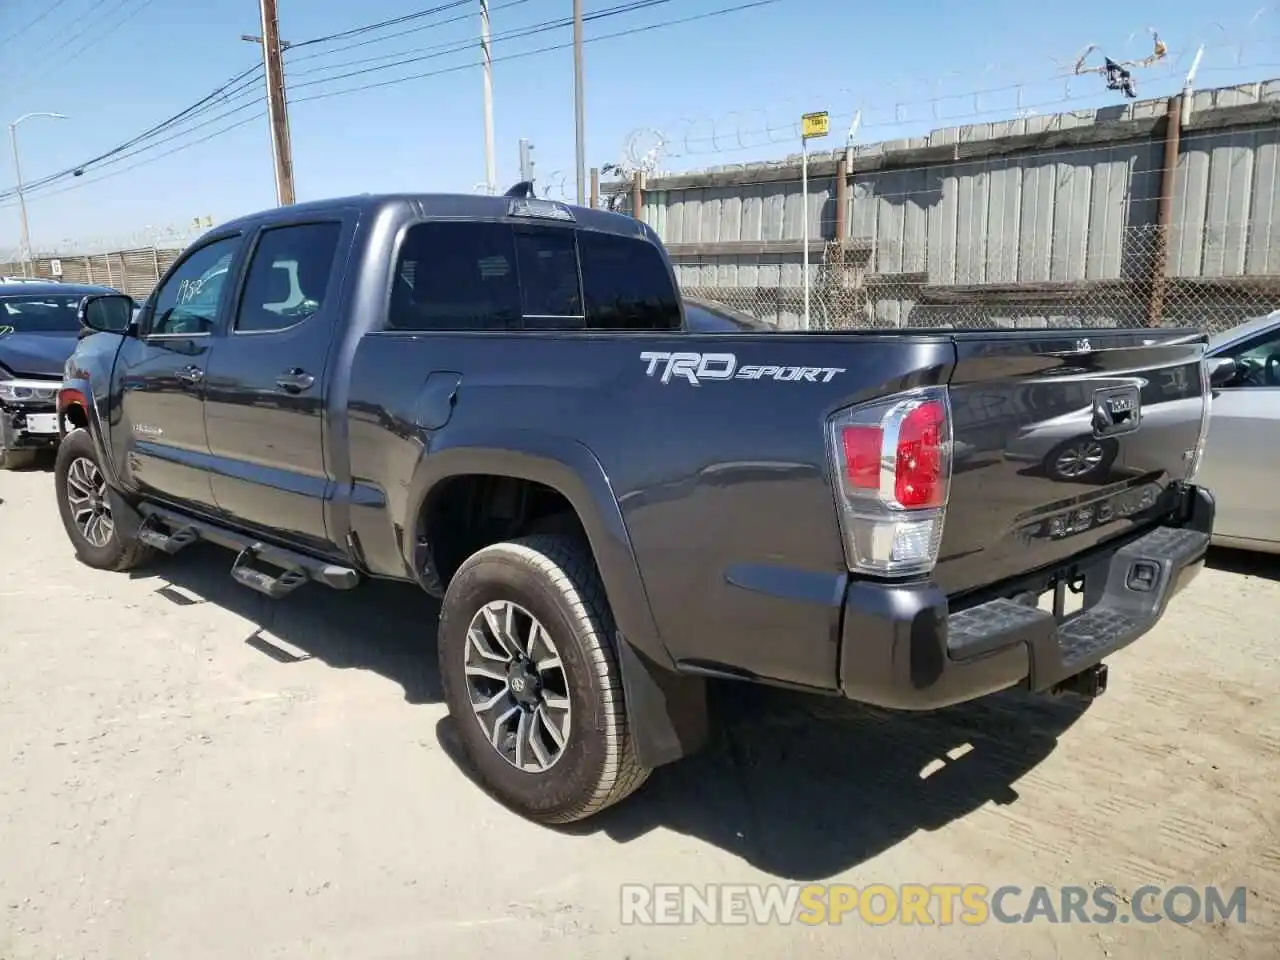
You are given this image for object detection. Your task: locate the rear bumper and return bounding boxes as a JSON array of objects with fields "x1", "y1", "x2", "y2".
[{"x1": 839, "y1": 483, "x2": 1214, "y2": 710}]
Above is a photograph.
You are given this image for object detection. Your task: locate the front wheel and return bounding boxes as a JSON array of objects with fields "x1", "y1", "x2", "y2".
[
  {"x1": 437, "y1": 535, "x2": 651, "y2": 824},
  {"x1": 54, "y1": 428, "x2": 153, "y2": 571}
]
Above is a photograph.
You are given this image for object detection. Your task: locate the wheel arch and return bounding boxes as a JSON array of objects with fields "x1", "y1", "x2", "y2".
[
  {"x1": 405, "y1": 431, "x2": 708, "y2": 769},
  {"x1": 57, "y1": 376, "x2": 121, "y2": 488}
]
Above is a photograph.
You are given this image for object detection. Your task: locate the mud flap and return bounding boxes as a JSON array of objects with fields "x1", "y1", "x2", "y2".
[
  {"x1": 615, "y1": 632, "x2": 709, "y2": 769},
  {"x1": 106, "y1": 487, "x2": 146, "y2": 541}
]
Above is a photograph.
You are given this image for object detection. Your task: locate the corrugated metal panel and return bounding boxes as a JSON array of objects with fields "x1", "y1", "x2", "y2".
[{"x1": 1245, "y1": 124, "x2": 1279, "y2": 274}]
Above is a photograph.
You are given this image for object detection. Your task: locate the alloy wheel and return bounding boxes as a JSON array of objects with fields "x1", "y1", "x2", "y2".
[
  {"x1": 464, "y1": 599, "x2": 572, "y2": 773},
  {"x1": 65, "y1": 456, "x2": 114, "y2": 548}
]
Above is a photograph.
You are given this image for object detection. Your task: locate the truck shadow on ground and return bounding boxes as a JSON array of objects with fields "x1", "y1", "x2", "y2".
[
  {"x1": 134, "y1": 542, "x2": 444, "y2": 704},
  {"x1": 139, "y1": 543, "x2": 1090, "y2": 880},
  {"x1": 439, "y1": 684, "x2": 1089, "y2": 880},
  {"x1": 1207, "y1": 546, "x2": 1280, "y2": 582}
]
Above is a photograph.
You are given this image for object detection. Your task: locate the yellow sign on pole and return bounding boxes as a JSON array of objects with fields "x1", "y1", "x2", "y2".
[{"x1": 801, "y1": 111, "x2": 830, "y2": 140}]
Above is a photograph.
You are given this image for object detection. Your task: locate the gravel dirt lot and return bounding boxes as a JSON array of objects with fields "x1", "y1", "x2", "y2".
[{"x1": 1, "y1": 462, "x2": 1277, "y2": 959}]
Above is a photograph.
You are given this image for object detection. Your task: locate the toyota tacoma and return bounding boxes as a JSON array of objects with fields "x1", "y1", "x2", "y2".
[{"x1": 56, "y1": 190, "x2": 1217, "y2": 824}]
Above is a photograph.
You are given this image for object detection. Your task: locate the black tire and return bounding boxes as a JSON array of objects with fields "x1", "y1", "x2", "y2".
[
  {"x1": 54, "y1": 428, "x2": 154, "y2": 571},
  {"x1": 438, "y1": 534, "x2": 651, "y2": 824}
]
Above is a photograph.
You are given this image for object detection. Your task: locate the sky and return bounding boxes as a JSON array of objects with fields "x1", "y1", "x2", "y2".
[{"x1": 0, "y1": 0, "x2": 1275, "y2": 252}]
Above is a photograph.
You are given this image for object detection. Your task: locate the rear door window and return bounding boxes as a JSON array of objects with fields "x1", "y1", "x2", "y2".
[{"x1": 387, "y1": 222, "x2": 520, "y2": 332}]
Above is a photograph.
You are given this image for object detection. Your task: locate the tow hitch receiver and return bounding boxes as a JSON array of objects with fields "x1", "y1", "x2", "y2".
[{"x1": 1047, "y1": 663, "x2": 1109, "y2": 699}]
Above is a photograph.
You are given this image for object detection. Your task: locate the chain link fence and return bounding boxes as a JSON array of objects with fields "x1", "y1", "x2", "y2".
[
  {"x1": 674, "y1": 224, "x2": 1280, "y2": 335},
  {"x1": 2, "y1": 225, "x2": 1274, "y2": 334}
]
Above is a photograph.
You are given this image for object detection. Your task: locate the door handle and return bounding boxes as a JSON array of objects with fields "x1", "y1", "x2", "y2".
[
  {"x1": 276, "y1": 368, "x2": 315, "y2": 393},
  {"x1": 176, "y1": 364, "x2": 203, "y2": 384}
]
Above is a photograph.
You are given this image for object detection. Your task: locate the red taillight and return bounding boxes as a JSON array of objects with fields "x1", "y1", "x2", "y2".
[
  {"x1": 827, "y1": 388, "x2": 953, "y2": 578},
  {"x1": 841, "y1": 425, "x2": 883, "y2": 490},
  {"x1": 894, "y1": 400, "x2": 946, "y2": 508}
]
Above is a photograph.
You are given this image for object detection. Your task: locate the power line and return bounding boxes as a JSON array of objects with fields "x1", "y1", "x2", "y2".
[
  {"x1": 285, "y1": 0, "x2": 531, "y2": 65},
  {"x1": 0, "y1": 113, "x2": 264, "y2": 211},
  {"x1": 287, "y1": 0, "x2": 673, "y2": 83},
  {"x1": 0, "y1": 62, "x2": 263, "y2": 201},
  {"x1": 3, "y1": 0, "x2": 782, "y2": 208},
  {"x1": 17, "y1": 0, "x2": 135, "y2": 63},
  {"x1": 7, "y1": 81, "x2": 264, "y2": 199},
  {"x1": 5, "y1": 66, "x2": 263, "y2": 197},
  {"x1": 292, "y1": 0, "x2": 779, "y2": 102},
  {"x1": 0, "y1": 0, "x2": 79, "y2": 50},
  {"x1": 289, "y1": 1, "x2": 472, "y2": 51},
  {"x1": 5, "y1": 0, "x2": 162, "y2": 99}
]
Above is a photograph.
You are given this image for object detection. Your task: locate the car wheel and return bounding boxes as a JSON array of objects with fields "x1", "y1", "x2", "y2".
[
  {"x1": 1043, "y1": 436, "x2": 1117, "y2": 482},
  {"x1": 54, "y1": 428, "x2": 153, "y2": 571},
  {"x1": 438, "y1": 534, "x2": 651, "y2": 824}
]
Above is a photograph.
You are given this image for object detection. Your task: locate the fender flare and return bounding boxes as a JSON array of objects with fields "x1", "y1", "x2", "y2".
[
  {"x1": 404, "y1": 429, "x2": 668, "y2": 667},
  {"x1": 58, "y1": 376, "x2": 121, "y2": 488},
  {"x1": 404, "y1": 429, "x2": 708, "y2": 769}
]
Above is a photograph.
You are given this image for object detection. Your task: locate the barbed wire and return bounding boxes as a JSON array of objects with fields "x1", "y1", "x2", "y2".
[{"x1": 618, "y1": 17, "x2": 1278, "y2": 171}]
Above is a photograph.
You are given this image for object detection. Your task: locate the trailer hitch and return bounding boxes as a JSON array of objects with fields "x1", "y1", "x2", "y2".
[{"x1": 1047, "y1": 663, "x2": 1109, "y2": 699}]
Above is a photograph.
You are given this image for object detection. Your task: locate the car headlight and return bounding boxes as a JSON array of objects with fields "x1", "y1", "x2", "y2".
[{"x1": 0, "y1": 371, "x2": 58, "y2": 403}]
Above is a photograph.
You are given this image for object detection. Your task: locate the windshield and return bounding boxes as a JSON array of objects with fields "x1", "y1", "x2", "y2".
[{"x1": 0, "y1": 294, "x2": 89, "y2": 334}]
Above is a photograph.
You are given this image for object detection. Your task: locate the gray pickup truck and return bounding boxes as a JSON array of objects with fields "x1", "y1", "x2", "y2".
[{"x1": 57, "y1": 191, "x2": 1217, "y2": 824}]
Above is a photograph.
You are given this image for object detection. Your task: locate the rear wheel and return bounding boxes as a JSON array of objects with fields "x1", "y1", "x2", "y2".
[
  {"x1": 437, "y1": 535, "x2": 650, "y2": 824},
  {"x1": 54, "y1": 428, "x2": 153, "y2": 571}
]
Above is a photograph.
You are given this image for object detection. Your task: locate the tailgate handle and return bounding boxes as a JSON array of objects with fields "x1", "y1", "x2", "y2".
[{"x1": 1091, "y1": 385, "x2": 1140, "y2": 438}]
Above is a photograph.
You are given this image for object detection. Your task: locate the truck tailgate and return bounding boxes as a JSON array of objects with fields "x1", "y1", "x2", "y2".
[{"x1": 937, "y1": 329, "x2": 1208, "y2": 598}]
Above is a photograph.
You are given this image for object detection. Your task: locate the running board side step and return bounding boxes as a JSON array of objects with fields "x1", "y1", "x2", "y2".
[
  {"x1": 136, "y1": 503, "x2": 360, "y2": 597},
  {"x1": 231, "y1": 546, "x2": 311, "y2": 599},
  {"x1": 137, "y1": 519, "x2": 199, "y2": 554}
]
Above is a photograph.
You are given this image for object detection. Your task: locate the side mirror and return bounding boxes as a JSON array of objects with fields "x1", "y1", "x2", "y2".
[
  {"x1": 1206, "y1": 356, "x2": 1240, "y2": 389},
  {"x1": 78, "y1": 294, "x2": 136, "y2": 336}
]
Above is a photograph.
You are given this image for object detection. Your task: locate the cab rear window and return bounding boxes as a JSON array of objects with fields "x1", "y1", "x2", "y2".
[{"x1": 387, "y1": 222, "x2": 681, "y2": 332}]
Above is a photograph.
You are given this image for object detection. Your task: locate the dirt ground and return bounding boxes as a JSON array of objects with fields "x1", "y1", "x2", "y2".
[{"x1": 1, "y1": 463, "x2": 1277, "y2": 959}]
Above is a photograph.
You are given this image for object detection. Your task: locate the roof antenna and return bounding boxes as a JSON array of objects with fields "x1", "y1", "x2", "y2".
[{"x1": 504, "y1": 180, "x2": 536, "y2": 198}]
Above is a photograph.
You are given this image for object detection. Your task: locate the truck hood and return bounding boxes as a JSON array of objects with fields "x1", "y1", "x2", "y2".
[{"x1": 0, "y1": 331, "x2": 77, "y2": 378}]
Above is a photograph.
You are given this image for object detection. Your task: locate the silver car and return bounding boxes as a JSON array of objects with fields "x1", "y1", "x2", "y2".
[{"x1": 1195, "y1": 310, "x2": 1280, "y2": 554}]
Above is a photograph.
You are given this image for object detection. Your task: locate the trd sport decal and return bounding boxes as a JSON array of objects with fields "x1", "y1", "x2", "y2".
[
  {"x1": 640, "y1": 351, "x2": 846, "y2": 386},
  {"x1": 0, "y1": 325, "x2": 13, "y2": 338}
]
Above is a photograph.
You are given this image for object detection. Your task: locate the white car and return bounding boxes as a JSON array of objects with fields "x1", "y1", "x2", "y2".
[{"x1": 1195, "y1": 310, "x2": 1280, "y2": 554}]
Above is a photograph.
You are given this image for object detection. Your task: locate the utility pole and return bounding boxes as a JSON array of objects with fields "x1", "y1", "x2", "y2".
[
  {"x1": 7, "y1": 111, "x2": 67, "y2": 276},
  {"x1": 480, "y1": 1, "x2": 496, "y2": 193},
  {"x1": 518, "y1": 138, "x2": 535, "y2": 186},
  {"x1": 572, "y1": 0, "x2": 585, "y2": 205},
  {"x1": 242, "y1": 0, "x2": 295, "y2": 206},
  {"x1": 8, "y1": 125, "x2": 31, "y2": 276}
]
